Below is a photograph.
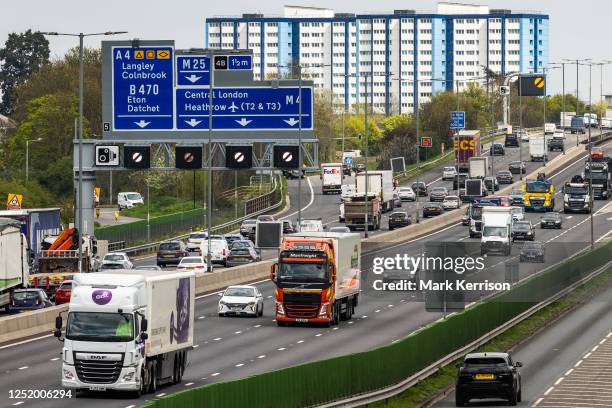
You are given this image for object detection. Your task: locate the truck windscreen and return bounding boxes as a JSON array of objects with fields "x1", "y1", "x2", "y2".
[
  {"x1": 585, "y1": 172, "x2": 607, "y2": 180},
  {"x1": 278, "y1": 262, "x2": 328, "y2": 283},
  {"x1": 66, "y1": 312, "x2": 134, "y2": 342},
  {"x1": 526, "y1": 183, "x2": 550, "y2": 193},
  {"x1": 565, "y1": 186, "x2": 588, "y2": 195},
  {"x1": 482, "y1": 226, "x2": 507, "y2": 237}
]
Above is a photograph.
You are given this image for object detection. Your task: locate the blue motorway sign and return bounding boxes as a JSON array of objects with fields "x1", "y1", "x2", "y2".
[
  {"x1": 450, "y1": 111, "x2": 465, "y2": 129},
  {"x1": 176, "y1": 55, "x2": 210, "y2": 86},
  {"x1": 227, "y1": 55, "x2": 252, "y2": 70},
  {"x1": 112, "y1": 46, "x2": 174, "y2": 130},
  {"x1": 175, "y1": 87, "x2": 313, "y2": 131}
]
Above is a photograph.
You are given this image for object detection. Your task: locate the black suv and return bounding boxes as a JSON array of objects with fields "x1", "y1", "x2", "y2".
[
  {"x1": 455, "y1": 352, "x2": 522, "y2": 406},
  {"x1": 411, "y1": 181, "x2": 428, "y2": 196},
  {"x1": 388, "y1": 211, "x2": 412, "y2": 230},
  {"x1": 504, "y1": 133, "x2": 519, "y2": 147},
  {"x1": 549, "y1": 137, "x2": 564, "y2": 152},
  {"x1": 490, "y1": 143, "x2": 505, "y2": 156}
]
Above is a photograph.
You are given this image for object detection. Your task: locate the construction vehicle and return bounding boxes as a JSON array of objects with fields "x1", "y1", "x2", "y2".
[
  {"x1": 270, "y1": 232, "x2": 361, "y2": 327},
  {"x1": 38, "y1": 228, "x2": 99, "y2": 273},
  {"x1": 343, "y1": 193, "x2": 381, "y2": 231}
]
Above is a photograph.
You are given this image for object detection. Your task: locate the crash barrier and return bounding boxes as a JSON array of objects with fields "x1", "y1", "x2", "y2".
[
  {"x1": 0, "y1": 259, "x2": 275, "y2": 345},
  {"x1": 110, "y1": 177, "x2": 284, "y2": 257},
  {"x1": 141, "y1": 241, "x2": 611, "y2": 408}
]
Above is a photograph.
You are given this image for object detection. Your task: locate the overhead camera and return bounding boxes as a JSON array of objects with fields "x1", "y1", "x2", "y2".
[{"x1": 95, "y1": 145, "x2": 119, "y2": 166}]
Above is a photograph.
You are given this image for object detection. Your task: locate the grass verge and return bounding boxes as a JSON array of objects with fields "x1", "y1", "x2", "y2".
[
  {"x1": 368, "y1": 262, "x2": 612, "y2": 408},
  {"x1": 120, "y1": 195, "x2": 203, "y2": 218}
]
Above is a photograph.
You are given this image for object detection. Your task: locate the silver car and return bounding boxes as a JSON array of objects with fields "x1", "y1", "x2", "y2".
[{"x1": 218, "y1": 285, "x2": 264, "y2": 317}]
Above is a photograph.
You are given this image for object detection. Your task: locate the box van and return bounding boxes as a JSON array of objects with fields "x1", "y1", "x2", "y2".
[
  {"x1": 117, "y1": 192, "x2": 144, "y2": 210},
  {"x1": 200, "y1": 239, "x2": 230, "y2": 266}
]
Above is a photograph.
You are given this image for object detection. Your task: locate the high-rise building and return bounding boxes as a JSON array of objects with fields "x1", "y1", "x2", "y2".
[{"x1": 205, "y1": 3, "x2": 549, "y2": 114}]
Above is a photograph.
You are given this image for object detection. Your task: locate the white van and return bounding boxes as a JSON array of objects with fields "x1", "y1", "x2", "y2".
[
  {"x1": 117, "y1": 192, "x2": 144, "y2": 210},
  {"x1": 200, "y1": 239, "x2": 230, "y2": 266}
]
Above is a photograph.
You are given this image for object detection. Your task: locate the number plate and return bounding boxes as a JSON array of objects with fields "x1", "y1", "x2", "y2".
[
  {"x1": 295, "y1": 318, "x2": 308, "y2": 323},
  {"x1": 475, "y1": 373, "x2": 495, "y2": 380},
  {"x1": 88, "y1": 386, "x2": 107, "y2": 391}
]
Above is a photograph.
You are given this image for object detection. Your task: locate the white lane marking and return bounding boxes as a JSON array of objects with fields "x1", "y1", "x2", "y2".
[
  {"x1": 584, "y1": 352, "x2": 592, "y2": 359},
  {"x1": 315, "y1": 333, "x2": 323, "y2": 337},
  {"x1": 426, "y1": 176, "x2": 443, "y2": 186},
  {"x1": 0, "y1": 333, "x2": 53, "y2": 350},
  {"x1": 544, "y1": 386, "x2": 554, "y2": 395},
  {"x1": 608, "y1": 217, "x2": 612, "y2": 221},
  {"x1": 565, "y1": 368, "x2": 574, "y2": 376},
  {"x1": 267, "y1": 295, "x2": 273, "y2": 299},
  {"x1": 234, "y1": 331, "x2": 242, "y2": 335},
  {"x1": 565, "y1": 216, "x2": 573, "y2": 220},
  {"x1": 532, "y1": 397, "x2": 544, "y2": 407},
  {"x1": 211, "y1": 372, "x2": 220, "y2": 376},
  {"x1": 388, "y1": 304, "x2": 394, "y2": 308},
  {"x1": 575, "y1": 360, "x2": 583, "y2": 367},
  {"x1": 375, "y1": 309, "x2": 381, "y2": 313},
  {"x1": 254, "y1": 324, "x2": 261, "y2": 328},
  {"x1": 17, "y1": 366, "x2": 28, "y2": 370},
  {"x1": 198, "y1": 316, "x2": 205, "y2": 320},
  {"x1": 156, "y1": 393, "x2": 167, "y2": 397},
  {"x1": 297, "y1": 340, "x2": 304, "y2": 344},
  {"x1": 50, "y1": 357, "x2": 60, "y2": 361},
  {"x1": 348, "y1": 321, "x2": 354, "y2": 324},
  {"x1": 607, "y1": 332, "x2": 612, "y2": 338},
  {"x1": 12, "y1": 403, "x2": 24, "y2": 406},
  {"x1": 592, "y1": 345, "x2": 599, "y2": 352},
  {"x1": 600, "y1": 338, "x2": 607, "y2": 344},
  {"x1": 281, "y1": 176, "x2": 315, "y2": 220},
  {"x1": 257, "y1": 355, "x2": 266, "y2": 359},
  {"x1": 185, "y1": 382, "x2": 194, "y2": 386},
  {"x1": 362, "y1": 315, "x2": 368, "y2": 318},
  {"x1": 213, "y1": 337, "x2": 222, "y2": 341},
  {"x1": 124, "y1": 406, "x2": 135, "y2": 408},
  {"x1": 235, "y1": 363, "x2": 244, "y2": 367},
  {"x1": 193, "y1": 344, "x2": 199, "y2": 348},
  {"x1": 277, "y1": 347, "x2": 286, "y2": 351},
  {"x1": 332, "y1": 327, "x2": 339, "y2": 330},
  {"x1": 554, "y1": 377, "x2": 565, "y2": 385}
]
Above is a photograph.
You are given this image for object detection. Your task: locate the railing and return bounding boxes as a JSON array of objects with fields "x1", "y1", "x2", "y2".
[{"x1": 120, "y1": 176, "x2": 284, "y2": 257}]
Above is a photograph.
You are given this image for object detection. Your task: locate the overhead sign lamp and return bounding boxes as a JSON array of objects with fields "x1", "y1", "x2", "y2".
[
  {"x1": 273, "y1": 145, "x2": 300, "y2": 169},
  {"x1": 123, "y1": 145, "x2": 150, "y2": 169},
  {"x1": 225, "y1": 145, "x2": 253, "y2": 169},
  {"x1": 175, "y1": 146, "x2": 203, "y2": 169}
]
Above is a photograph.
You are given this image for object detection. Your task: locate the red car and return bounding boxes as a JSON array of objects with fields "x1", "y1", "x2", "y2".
[{"x1": 54, "y1": 280, "x2": 73, "y2": 305}]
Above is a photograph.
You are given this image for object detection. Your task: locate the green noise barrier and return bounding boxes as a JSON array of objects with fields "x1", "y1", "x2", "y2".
[{"x1": 143, "y1": 241, "x2": 612, "y2": 408}]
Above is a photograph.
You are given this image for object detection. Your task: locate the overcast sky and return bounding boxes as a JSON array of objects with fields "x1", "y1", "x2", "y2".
[{"x1": 2, "y1": 0, "x2": 610, "y2": 102}]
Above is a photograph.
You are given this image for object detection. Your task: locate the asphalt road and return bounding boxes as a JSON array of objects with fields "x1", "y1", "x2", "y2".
[
  {"x1": 435, "y1": 253, "x2": 612, "y2": 408},
  {"x1": 0, "y1": 135, "x2": 610, "y2": 408}
]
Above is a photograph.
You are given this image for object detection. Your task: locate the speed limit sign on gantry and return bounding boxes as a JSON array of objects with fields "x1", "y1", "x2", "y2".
[{"x1": 499, "y1": 86, "x2": 510, "y2": 96}]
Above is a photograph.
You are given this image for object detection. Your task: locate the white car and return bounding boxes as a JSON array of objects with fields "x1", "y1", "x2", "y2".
[
  {"x1": 553, "y1": 129, "x2": 566, "y2": 140},
  {"x1": 510, "y1": 206, "x2": 525, "y2": 222},
  {"x1": 339, "y1": 203, "x2": 345, "y2": 222},
  {"x1": 102, "y1": 252, "x2": 133, "y2": 269},
  {"x1": 117, "y1": 192, "x2": 144, "y2": 210},
  {"x1": 519, "y1": 130, "x2": 529, "y2": 142},
  {"x1": 299, "y1": 219, "x2": 324, "y2": 232},
  {"x1": 218, "y1": 285, "x2": 264, "y2": 317},
  {"x1": 442, "y1": 166, "x2": 457, "y2": 181},
  {"x1": 200, "y1": 239, "x2": 230, "y2": 266},
  {"x1": 396, "y1": 187, "x2": 416, "y2": 201},
  {"x1": 177, "y1": 256, "x2": 207, "y2": 273},
  {"x1": 186, "y1": 231, "x2": 208, "y2": 252},
  {"x1": 341, "y1": 184, "x2": 356, "y2": 201},
  {"x1": 441, "y1": 195, "x2": 461, "y2": 210}
]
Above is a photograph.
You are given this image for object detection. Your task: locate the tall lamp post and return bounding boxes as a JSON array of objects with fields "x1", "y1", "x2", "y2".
[
  {"x1": 25, "y1": 138, "x2": 42, "y2": 182},
  {"x1": 41, "y1": 31, "x2": 127, "y2": 273}
]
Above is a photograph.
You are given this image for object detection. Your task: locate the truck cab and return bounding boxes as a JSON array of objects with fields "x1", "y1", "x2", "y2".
[
  {"x1": 584, "y1": 161, "x2": 610, "y2": 199},
  {"x1": 563, "y1": 182, "x2": 591, "y2": 213},
  {"x1": 481, "y1": 207, "x2": 513, "y2": 256},
  {"x1": 571, "y1": 116, "x2": 586, "y2": 134},
  {"x1": 523, "y1": 180, "x2": 555, "y2": 212}
]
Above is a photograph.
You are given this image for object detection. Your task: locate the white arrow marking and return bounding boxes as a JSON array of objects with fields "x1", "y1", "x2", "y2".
[
  {"x1": 185, "y1": 118, "x2": 202, "y2": 127},
  {"x1": 284, "y1": 118, "x2": 300, "y2": 127},
  {"x1": 185, "y1": 74, "x2": 202, "y2": 83},
  {"x1": 228, "y1": 102, "x2": 239, "y2": 113},
  {"x1": 236, "y1": 118, "x2": 252, "y2": 127},
  {"x1": 134, "y1": 120, "x2": 150, "y2": 128}
]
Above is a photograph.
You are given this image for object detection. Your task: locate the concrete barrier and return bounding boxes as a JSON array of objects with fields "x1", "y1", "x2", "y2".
[{"x1": 0, "y1": 142, "x2": 595, "y2": 345}]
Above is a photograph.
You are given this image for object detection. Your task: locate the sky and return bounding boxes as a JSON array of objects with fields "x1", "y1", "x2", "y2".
[{"x1": 1, "y1": 0, "x2": 610, "y2": 102}]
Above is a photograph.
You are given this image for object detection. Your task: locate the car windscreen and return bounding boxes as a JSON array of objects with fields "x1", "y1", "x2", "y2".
[
  {"x1": 66, "y1": 312, "x2": 134, "y2": 342},
  {"x1": 464, "y1": 357, "x2": 507, "y2": 366},
  {"x1": 160, "y1": 242, "x2": 181, "y2": 250},
  {"x1": 104, "y1": 254, "x2": 125, "y2": 262},
  {"x1": 190, "y1": 233, "x2": 207, "y2": 239},
  {"x1": 225, "y1": 288, "x2": 255, "y2": 297},
  {"x1": 523, "y1": 243, "x2": 543, "y2": 250},
  {"x1": 230, "y1": 249, "x2": 250, "y2": 256},
  {"x1": 13, "y1": 291, "x2": 39, "y2": 301},
  {"x1": 482, "y1": 226, "x2": 506, "y2": 237},
  {"x1": 181, "y1": 258, "x2": 203, "y2": 264},
  {"x1": 542, "y1": 213, "x2": 559, "y2": 220},
  {"x1": 526, "y1": 183, "x2": 550, "y2": 193},
  {"x1": 513, "y1": 223, "x2": 530, "y2": 230},
  {"x1": 126, "y1": 193, "x2": 141, "y2": 200}
]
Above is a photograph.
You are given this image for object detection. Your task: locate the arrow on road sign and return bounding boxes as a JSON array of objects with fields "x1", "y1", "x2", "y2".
[
  {"x1": 236, "y1": 118, "x2": 252, "y2": 127},
  {"x1": 185, "y1": 74, "x2": 202, "y2": 83},
  {"x1": 185, "y1": 119, "x2": 202, "y2": 127},
  {"x1": 134, "y1": 120, "x2": 151, "y2": 128},
  {"x1": 284, "y1": 118, "x2": 300, "y2": 127}
]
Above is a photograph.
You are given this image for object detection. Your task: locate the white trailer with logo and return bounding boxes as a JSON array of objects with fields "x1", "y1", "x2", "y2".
[
  {"x1": 321, "y1": 163, "x2": 343, "y2": 194},
  {"x1": 55, "y1": 271, "x2": 195, "y2": 396}
]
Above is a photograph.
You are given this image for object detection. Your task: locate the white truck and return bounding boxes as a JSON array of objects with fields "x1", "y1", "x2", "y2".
[
  {"x1": 468, "y1": 157, "x2": 489, "y2": 179},
  {"x1": 584, "y1": 113, "x2": 599, "y2": 127},
  {"x1": 544, "y1": 123, "x2": 556, "y2": 135},
  {"x1": 321, "y1": 163, "x2": 343, "y2": 194},
  {"x1": 355, "y1": 170, "x2": 395, "y2": 212},
  {"x1": 481, "y1": 207, "x2": 513, "y2": 256},
  {"x1": 560, "y1": 112, "x2": 576, "y2": 128},
  {"x1": 529, "y1": 135, "x2": 548, "y2": 161},
  {"x1": 0, "y1": 218, "x2": 29, "y2": 312},
  {"x1": 601, "y1": 118, "x2": 612, "y2": 129},
  {"x1": 55, "y1": 271, "x2": 195, "y2": 396}
]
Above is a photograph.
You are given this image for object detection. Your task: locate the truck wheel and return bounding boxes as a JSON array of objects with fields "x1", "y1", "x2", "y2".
[
  {"x1": 340, "y1": 300, "x2": 349, "y2": 321},
  {"x1": 172, "y1": 356, "x2": 180, "y2": 384},
  {"x1": 134, "y1": 372, "x2": 145, "y2": 398}
]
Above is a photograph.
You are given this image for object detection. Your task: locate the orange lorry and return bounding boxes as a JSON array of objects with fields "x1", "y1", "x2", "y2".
[{"x1": 270, "y1": 232, "x2": 361, "y2": 327}]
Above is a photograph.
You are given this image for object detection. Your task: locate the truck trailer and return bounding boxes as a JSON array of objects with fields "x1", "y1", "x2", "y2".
[
  {"x1": 55, "y1": 271, "x2": 195, "y2": 396},
  {"x1": 271, "y1": 232, "x2": 361, "y2": 327},
  {"x1": 321, "y1": 163, "x2": 343, "y2": 194},
  {"x1": 468, "y1": 157, "x2": 489, "y2": 179},
  {"x1": 529, "y1": 135, "x2": 548, "y2": 161},
  {"x1": 0, "y1": 218, "x2": 29, "y2": 312},
  {"x1": 455, "y1": 130, "x2": 482, "y2": 173},
  {"x1": 355, "y1": 170, "x2": 395, "y2": 212}
]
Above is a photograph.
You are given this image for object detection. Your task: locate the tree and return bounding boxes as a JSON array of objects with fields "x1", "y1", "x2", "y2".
[
  {"x1": 0, "y1": 30, "x2": 50, "y2": 115},
  {"x1": 377, "y1": 114, "x2": 417, "y2": 169}
]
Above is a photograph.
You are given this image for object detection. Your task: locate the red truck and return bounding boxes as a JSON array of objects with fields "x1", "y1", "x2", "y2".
[
  {"x1": 270, "y1": 232, "x2": 361, "y2": 327},
  {"x1": 454, "y1": 130, "x2": 481, "y2": 173}
]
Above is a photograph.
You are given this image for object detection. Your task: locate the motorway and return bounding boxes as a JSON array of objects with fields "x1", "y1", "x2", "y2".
[{"x1": 1, "y1": 134, "x2": 611, "y2": 408}]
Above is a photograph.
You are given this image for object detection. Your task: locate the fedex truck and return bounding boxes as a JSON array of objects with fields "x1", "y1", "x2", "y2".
[
  {"x1": 321, "y1": 163, "x2": 343, "y2": 194},
  {"x1": 55, "y1": 271, "x2": 195, "y2": 396}
]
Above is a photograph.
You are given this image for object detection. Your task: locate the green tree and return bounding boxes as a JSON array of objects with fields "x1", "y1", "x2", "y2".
[
  {"x1": 377, "y1": 114, "x2": 417, "y2": 169},
  {"x1": 0, "y1": 30, "x2": 50, "y2": 115}
]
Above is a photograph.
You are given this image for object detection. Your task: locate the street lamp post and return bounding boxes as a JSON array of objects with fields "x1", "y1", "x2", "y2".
[
  {"x1": 25, "y1": 138, "x2": 42, "y2": 182},
  {"x1": 41, "y1": 31, "x2": 127, "y2": 273},
  {"x1": 206, "y1": 50, "x2": 214, "y2": 272}
]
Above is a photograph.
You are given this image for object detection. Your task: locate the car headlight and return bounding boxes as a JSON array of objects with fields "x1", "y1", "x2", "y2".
[
  {"x1": 63, "y1": 369, "x2": 74, "y2": 380},
  {"x1": 276, "y1": 302, "x2": 285, "y2": 315},
  {"x1": 248, "y1": 302, "x2": 256, "y2": 306},
  {"x1": 319, "y1": 303, "x2": 328, "y2": 316},
  {"x1": 219, "y1": 300, "x2": 226, "y2": 306},
  {"x1": 122, "y1": 371, "x2": 135, "y2": 382}
]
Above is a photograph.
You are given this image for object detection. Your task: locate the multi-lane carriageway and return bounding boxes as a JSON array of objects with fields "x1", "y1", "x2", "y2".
[{"x1": 1, "y1": 134, "x2": 612, "y2": 408}]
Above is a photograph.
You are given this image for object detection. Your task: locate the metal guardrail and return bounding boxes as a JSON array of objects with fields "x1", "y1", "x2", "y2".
[
  {"x1": 317, "y1": 244, "x2": 611, "y2": 408},
  {"x1": 120, "y1": 176, "x2": 283, "y2": 257}
]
